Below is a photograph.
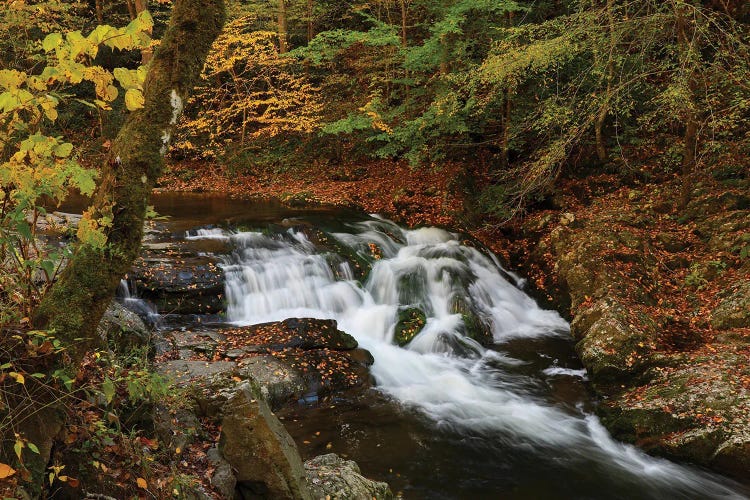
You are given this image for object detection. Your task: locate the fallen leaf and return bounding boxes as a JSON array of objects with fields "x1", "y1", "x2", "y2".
[
  {"x1": 0, "y1": 462, "x2": 16, "y2": 479},
  {"x1": 137, "y1": 477, "x2": 148, "y2": 489}
]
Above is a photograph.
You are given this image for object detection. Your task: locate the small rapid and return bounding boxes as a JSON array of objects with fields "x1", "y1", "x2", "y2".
[{"x1": 189, "y1": 215, "x2": 746, "y2": 499}]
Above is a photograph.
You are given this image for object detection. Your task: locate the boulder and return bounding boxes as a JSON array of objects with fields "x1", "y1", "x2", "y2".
[
  {"x1": 207, "y1": 447, "x2": 236, "y2": 499},
  {"x1": 97, "y1": 300, "x2": 151, "y2": 352},
  {"x1": 304, "y1": 454, "x2": 392, "y2": 500},
  {"x1": 711, "y1": 281, "x2": 750, "y2": 330},
  {"x1": 449, "y1": 295, "x2": 493, "y2": 345},
  {"x1": 131, "y1": 254, "x2": 224, "y2": 314},
  {"x1": 218, "y1": 382, "x2": 313, "y2": 500},
  {"x1": 394, "y1": 307, "x2": 426, "y2": 346}
]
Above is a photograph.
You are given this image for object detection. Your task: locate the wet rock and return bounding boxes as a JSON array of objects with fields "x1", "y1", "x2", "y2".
[
  {"x1": 304, "y1": 454, "x2": 392, "y2": 500},
  {"x1": 545, "y1": 185, "x2": 750, "y2": 478},
  {"x1": 275, "y1": 318, "x2": 358, "y2": 351},
  {"x1": 597, "y1": 344, "x2": 750, "y2": 479},
  {"x1": 711, "y1": 281, "x2": 750, "y2": 330},
  {"x1": 130, "y1": 254, "x2": 224, "y2": 315},
  {"x1": 450, "y1": 296, "x2": 493, "y2": 345},
  {"x1": 97, "y1": 300, "x2": 151, "y2": 352},
  {"x1": 398, "y1": 271, "x2": 430, "y2": 306},
  {"x1": 219, "y1": 382, "x2": 313, "y2": 500},
  {"x1": 394, "y1": 307, "x2": 426, "y2": 346}
]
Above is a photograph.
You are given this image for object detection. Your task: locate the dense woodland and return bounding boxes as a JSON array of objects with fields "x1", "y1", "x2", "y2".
[{"x1": 1, "y1": 0, "x2": 749, "y2": 498}]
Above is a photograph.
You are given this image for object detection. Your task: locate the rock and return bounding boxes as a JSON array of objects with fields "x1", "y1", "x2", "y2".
[
  {"x1": 224, "y1": 319, "x2": 359, "y2": 353},
  {"x1": 449, "y1": 295, "x2": 493, "y2": 345},
  {"x1": 131, "y1": 254, "x2": 224, "y2": 314},
  {"x1": 207, "y1": 447, "x2": 236, "y2": 499},
  {"x1": 153, "y1": 405, "x2": 200, "y2": 454},
  {"x1": 397, "y1": 270, "x2": 429, "y2": 305},
  {"x1": 394, "y1": 307, "x2": 426, "y2": 346},
  {"x1": 559, "y1": 212, "x2": 575, "y2": 226},
  {"x1": 158, "y1": 360, "x2": 236, "y2": 384},
  {"x1": 274, "y1": 318, "x2": 358, "y2": 351},
  {"x1": 304, "y1": 454, "x2": 392, "y2": 500},
  {"x1": 237, "y1": 356, "x2": 307, "y2": 410},
  {"x1": 571, "y1": 298, "x2": 656, "y2": 385},
  {"x1": 655, "y1": 232, "x2": 690, "y2": 253},
  {"x1": 97, "y1": 300, "x2": 151, "y2": 352},
  {"x1": 711, "y1": 281, "x2": 750, "y2": 330},
  {"x1": 219, "y1": 382, "x2": 313, "y2": 500}
]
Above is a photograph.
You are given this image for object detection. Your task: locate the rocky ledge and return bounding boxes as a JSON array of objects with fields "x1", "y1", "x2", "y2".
[
  {"x1": 524, "y1": 179, "x2": 750, "y2": 478},
  {"x1": 150, "y1": 316, "x2": 388, "y2": 499}
]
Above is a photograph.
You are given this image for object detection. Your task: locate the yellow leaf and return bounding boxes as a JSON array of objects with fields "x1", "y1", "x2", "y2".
[
  {"x1": 0, "y1": 462, "x2": 16, "y2": 479},
  {"x1": 124, "y1": 88, "x2": 144, "y2": 111},
  {"x1": 137, "y1": 477, "x2": 148, "y2": 489},
  {"x1": 9, "y1": 372, "x2": 24, "y2": 384}
]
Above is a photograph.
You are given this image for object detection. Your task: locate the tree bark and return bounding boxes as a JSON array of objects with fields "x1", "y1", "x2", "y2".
[
  {"x1": 278, "y1": 0, "x2": 288, "y2": 53},
  {"x1": 307, "y1": 0, "x2": 314, "y2": 42},
  {"x1": 125, "y1": 0, "x2": 136, "y2": 20},
  {"x1": 20, "y1": 0, "x2": 225, "y2": 490},
  {"x1": 134, "y1": 0, "x2": 153, "y2": 64},
  {"x1": 95, "y1": 0, "x2": 104, "y2": 23},
  {"x1": 674, "y1": 0, "x2": 699, "y2": 208},
  {"x1": 595, "y1": 0, "x2": 615, "y2": 162}
]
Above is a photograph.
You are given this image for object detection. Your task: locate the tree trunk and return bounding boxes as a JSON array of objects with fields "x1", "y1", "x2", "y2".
[
  {"x1": 95, "y1": 0, "x2": 104, "y2": 23},
  {"x1": 595, "y1": 0, "x2": 615, "y2": 162},
  {"x1": 125, "y1": 0, "x2": 136, "y2": 20},
  {"x1": 134, "y1": 0, "x2": 153, "y2": 64},
  {"x1": 674, "y1": 0, "x2": 699, "y2": 208},
  {"x1": 19, "y1": 0, "x2": 225, "y2": 491},
  {"x1": 307, "y1": 0, "x2": 314, "y2": 42},
  {"x1": 400, "y1": 0, "x2": 408, "y2": 46},
  {"x1": 278, "y1": 0, "x2": 288, "y2": 53}
]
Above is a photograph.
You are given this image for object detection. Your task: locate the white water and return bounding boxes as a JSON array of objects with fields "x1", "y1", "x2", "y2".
[{"x1": 192, "y1": 217, "x2": 745, "y2": 498}]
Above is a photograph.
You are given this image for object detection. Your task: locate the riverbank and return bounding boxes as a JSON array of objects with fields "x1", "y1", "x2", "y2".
[{"x1": 159, "y1": 160, "x2": 750, "y2": 480}]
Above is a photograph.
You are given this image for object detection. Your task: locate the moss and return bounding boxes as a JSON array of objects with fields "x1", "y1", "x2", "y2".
[{"x1": 394, "y1": 307, "x2": 426, "y2": 346}]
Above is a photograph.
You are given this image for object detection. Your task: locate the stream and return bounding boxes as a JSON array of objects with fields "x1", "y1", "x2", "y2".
[{"x1": 128, "y1": 193, "x2": 748, "y2": 499}]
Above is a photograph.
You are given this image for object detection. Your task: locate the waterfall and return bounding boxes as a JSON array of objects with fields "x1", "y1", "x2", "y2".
[{"x1": 191, "y1": 216, "x2": 745, "y2": 499}]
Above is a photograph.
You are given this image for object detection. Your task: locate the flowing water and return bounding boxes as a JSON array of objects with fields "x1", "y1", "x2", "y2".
[{"x1": 113, "y1": 194, "x2": 748, "y2": 499}]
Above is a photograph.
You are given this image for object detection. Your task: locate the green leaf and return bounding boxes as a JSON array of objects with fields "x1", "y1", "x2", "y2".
[
  {"x1": 53, "y1": 143, "x2": 74, "y2": 158},
  {"x1": 13, "y1": 441, "x2": 23, "y2": 460},
  {"x1": 27, "y1": 442, "x2": 39, "y2": 454},
  {"x1": 102, "y1": 377, "x2": 115, "y2": 404},
  {"x1": 71, "y1": 167, "x2": 97, "y2": 196},
  {"x1": 40, "y1": 260, "x2": 55, "y2": 277},
  {"x1": 43, "y1": 33, "x2": 63, "y2": 52}
]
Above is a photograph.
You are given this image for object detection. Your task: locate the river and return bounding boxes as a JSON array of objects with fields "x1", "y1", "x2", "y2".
[{"x1": 129, "y1": 193, "x2": 749, "y2": 499}]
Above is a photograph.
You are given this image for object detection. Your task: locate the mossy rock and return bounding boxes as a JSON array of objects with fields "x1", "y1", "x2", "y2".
[
  {"x1": 711, "y1": 281, "x2": 750, "y2": 330},
  {"x1": 291, "y1": 225, "x2": 374, "y2": 281},
  {"x1": 398, "y1": 271, "x2": 429, "y2": 306},
  {"x1": 394, "y1": 307, "x2": 427, "y2": 347},
  {"x1": 449, "y1": 296, "x2": 493, "y2": 345}
]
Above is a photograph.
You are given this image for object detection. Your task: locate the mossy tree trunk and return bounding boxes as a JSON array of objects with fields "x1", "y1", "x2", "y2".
[{"x1": 16, "y1": 0, "x2": 226, "y2": 492}]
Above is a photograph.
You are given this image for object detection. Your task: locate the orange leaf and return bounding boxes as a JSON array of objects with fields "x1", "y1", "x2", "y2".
[
  {"x1": 137, "y1": 477, "x2": 148, "y2": 489},
  {"x1": 0, "y1": 462, "x2": 16, "y2": 479}
]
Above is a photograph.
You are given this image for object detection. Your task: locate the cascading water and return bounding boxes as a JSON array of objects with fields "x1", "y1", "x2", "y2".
[
  {"x1": 190, "y1": 216, "x2": 746, "y2": 499},
  {"x1": 116, "y1": 278, "x2": 159, "y2": 323}
]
